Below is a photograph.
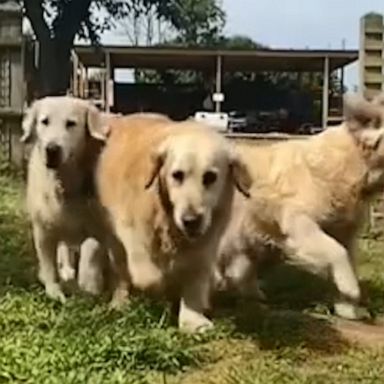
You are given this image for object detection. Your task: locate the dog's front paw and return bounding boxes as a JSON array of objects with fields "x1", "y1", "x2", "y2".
[
  {"x1": 45, "y1": 283, "x2": 66, "y2": 303},
  {"x1": 334, "y1": 301, "x2": 370, "y2": 321},
  {"x1": 109, "y1": 287, "x2": 130, "y2": 310},
  {"x1": 131, "y1": 262, "x2": 163, "y2": 292},
  {"x1": 179, "y1": 310, "x2": 214, "y2": 333},
  {"x1": 59, "y1": 266, "x2": 76, "y2": 282}
]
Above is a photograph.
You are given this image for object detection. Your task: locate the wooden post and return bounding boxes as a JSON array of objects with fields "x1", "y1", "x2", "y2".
[{"x1": 322, "y1": 56, "x2": 330, "y2": 130}]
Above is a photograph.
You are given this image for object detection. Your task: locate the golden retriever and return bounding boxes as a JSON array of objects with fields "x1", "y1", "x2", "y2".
[
  {"x1": 215, "y1": 94, "x2": 384, "y2": 321},
  {"x1": 96, "y1": 115, "x2": 252, "y2": 332},
  {"x1": 22, "y1": 96, "x2": 111, "y2": 302}
]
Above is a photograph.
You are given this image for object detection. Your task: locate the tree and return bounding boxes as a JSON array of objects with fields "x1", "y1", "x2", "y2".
[
  {"x1": 22, "y1": 0, "x2": 129, "y2": 96},
  {"x1": 118, "y1": 0, "x2": 225, "y2": 84},
  {"x1": 163, "y1": 0, "x2": 225, "y2": 47},
  {"x1": 22, "y1": 0, "x2": 199, "y2": 97},
  {"x1": 117, "y1": 0, "x2": 225, "y2": 48},
  {"x1": 116, "y1": 0, "x2": 171, "y2": 45},
  {"x1": 218, "y1": 34, "x2": 264, "y2": 50}
]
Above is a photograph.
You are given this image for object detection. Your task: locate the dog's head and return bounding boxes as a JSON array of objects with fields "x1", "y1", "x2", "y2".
[
  {"x1": 145, "y1": 124, "x2": 252, "y2": 240},
  {"x1": 21, "y1": 96, "x2": 109, "y2": 170},
  {"x1": 344, "y1": 93, "x2": 384, "y2": 155},
  {"x1": 344, "y1": 93, "x2": 384, "y2": 191}
]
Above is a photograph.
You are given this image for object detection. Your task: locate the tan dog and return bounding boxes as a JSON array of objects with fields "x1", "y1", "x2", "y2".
[
  {"x1": 96, "y1": 115, "x2": 252, "y2": 332},
  {"x1": 215, "y1": 94, "x2": 384, "y2": 320},
  {"x1": 22, "y1": 96, "x2": 111, "y2": 302},
  {"x1": 54, "y1": 112, "x2": 172, "y2": 296}
]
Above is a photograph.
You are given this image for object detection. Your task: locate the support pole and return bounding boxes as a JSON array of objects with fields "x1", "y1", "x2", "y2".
[
  {"x1": 79, "y1": 63, "x2": 85, "y2": 98},
  {"x1": 215, "y1": 55, "x2": 222, "y2": 112},
  {"x1": 72, "y1": 51, "x2": 79, "y2": 97},
  {"x1": 322, "y1": 56, "x2": 330, "y2": 130},
  {"x1": 84, "y1": 66, "x2": 89, "y2": 99},
  {"x1": 340, "y1": 38, "x2": 346, "y2": 95},
  {"x1": 340, "y1": 65, "x2": 345, "y2": 95},
  {"x1": 105, "y1": 51, "x2": 112, "y2": 112}
]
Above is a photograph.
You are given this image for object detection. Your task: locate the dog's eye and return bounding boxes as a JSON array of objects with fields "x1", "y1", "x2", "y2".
[
  {"x1": 41, "y1": 117, "x2": 49, "y2": 126},
  {"x1": 203, "y1": 171, "x2": 217, "y2": 187},
  {"x1": 172, "y1": 170, "x2": 184, "y2": 183},
  {"x1": 66, "y1": 120, "x2": 76, "y2": 130}
]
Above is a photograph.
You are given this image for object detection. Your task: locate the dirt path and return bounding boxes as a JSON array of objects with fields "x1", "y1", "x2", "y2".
[{"x1": 331, "y1": 317, "x2": 384, "y2": 347}]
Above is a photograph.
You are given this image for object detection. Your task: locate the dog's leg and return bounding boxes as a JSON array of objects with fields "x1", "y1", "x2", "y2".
[
  {"x1": 282, "y1": 212, "x2": 362, "y2": 320},
  {"x1": 225, "y1": 253, "x2": 251, "y2": 287},
  {"x1": 179, "y1": 262, "x2": 214, "y2": 333},
  {"x1": 57, "y1": 241, "x2": 77, "y2": 282},
  {"x1": 115, "y1": 225, "x2": 163, "y2": 292},
  {"x1": 33, "y1": 224, "x2": 66, "y2": 303},
  {"x1": 78, "y1": 237, "x2": 105, "y2": 296},
  {"x1": 224, "y1": 252, "x2": 265, "y2": 300},
  {"x1": 107, "y1": 236, "x2": 131, "y2": 309},
  {"x1": 333, "y1": 230, "x2": 370, "y2": 319}
]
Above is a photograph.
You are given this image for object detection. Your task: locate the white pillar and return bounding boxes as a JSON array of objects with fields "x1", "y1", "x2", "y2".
[{"x1": 322, "y1": 56, "x2": 330, "y2": 129}]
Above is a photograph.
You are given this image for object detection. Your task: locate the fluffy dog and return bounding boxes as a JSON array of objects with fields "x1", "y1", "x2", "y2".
[
  {"x1": 215, "y1": 94, "x2": 384, "y2": 320},
  {"x1": 55, "y1": 112, "x2": 172, "y2": 298},
  {"x1": 96, "y1": 115, "x2": 252, "y2": 332},
  {"x1": 22, "y1": 96, "x2": 111, "y2": 302}
]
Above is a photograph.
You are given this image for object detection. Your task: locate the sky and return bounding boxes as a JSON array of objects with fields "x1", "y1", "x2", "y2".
[
  {"x1": 222, "y1": 0, "x2": 384, "y2": 89},
  {"x1": 103, "y1": 0, "x2": 384, "y2": 88}
]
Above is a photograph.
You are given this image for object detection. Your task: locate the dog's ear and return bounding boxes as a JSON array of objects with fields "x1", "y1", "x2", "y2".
[
  {"x1": 359, "y1": 128, "x2": 384, "y2": 150},
  {"x1": 343, "y1": 93, "x2": 383, "y2": 132},
  {"x1": 371, "y1": 93, "x2": 384, "y2": 108},
  {"x1": 144, "y1": 138, "x2": 169, "y2": 189},
  {"x1": 86, "y1": 104, "x2": 111, "y2": 141},
  {"x1": 229, "y1": 148, "x2": 252, "y2": 198},
  {"x1": 20, "y1": 100, "x2": 39, "y2": 143}
]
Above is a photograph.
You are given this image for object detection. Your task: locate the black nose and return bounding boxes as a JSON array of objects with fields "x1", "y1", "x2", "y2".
[
  {"x1": 182, "y1": 214, "x2": 203, "y2": 236},
  {"x1": 45, "y1": 143, "x2": 62, "y2": 169}
]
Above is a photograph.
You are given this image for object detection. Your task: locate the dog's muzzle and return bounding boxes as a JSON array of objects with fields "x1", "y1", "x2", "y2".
[
  {"x1": 45, "y1": 143, "x2": 62, "y2": 169},
  {"x1": 181, "y1": 213, "x2": 204, "y2": 239}
]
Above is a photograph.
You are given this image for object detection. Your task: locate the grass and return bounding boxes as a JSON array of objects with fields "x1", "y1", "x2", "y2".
[{"x1": 1, "y1": 171, "x2": 384, "y2": 383}]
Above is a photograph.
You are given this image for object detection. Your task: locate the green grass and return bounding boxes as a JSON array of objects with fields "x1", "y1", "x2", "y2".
[{"x1": 1, "y1": 171, "x2": 384, "y2": 384}]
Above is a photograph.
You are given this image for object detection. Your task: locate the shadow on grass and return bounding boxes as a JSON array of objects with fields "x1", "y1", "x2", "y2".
[{"x1": 212, "y1": 263, "x2": 347, "y2": 354}]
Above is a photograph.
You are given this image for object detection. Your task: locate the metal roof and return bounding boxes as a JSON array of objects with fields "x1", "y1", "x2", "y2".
[{"x1": 74, "y1": 45, "x2": 358, "y2": 72}]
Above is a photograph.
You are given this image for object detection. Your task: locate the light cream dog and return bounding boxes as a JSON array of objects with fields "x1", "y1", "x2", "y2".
[
  {"x1": 22, "y1": 96, "x2": 111, "y2": 302},
  {"x1": 215, "y1": 94, "x2": 384, "y2": 320},
  {"x1": 96, "y1": 115, "x2": 252, "y2": 332}
]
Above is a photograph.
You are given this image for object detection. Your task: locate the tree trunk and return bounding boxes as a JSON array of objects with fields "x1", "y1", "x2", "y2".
[{"x1": 37, "y1": 37, "x2": 73, "y2": 97}]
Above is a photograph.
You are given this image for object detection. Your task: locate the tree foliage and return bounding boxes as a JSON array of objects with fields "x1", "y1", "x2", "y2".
[
  {"x1": 117, "y1": 0, "x2": 225, "y2": 47},
  {"x1": 164, "y1": 0, "x2": 225, "y2": 46},
  {"x1": 22, "y1": 0, "x2": 224, "y2": 96}
]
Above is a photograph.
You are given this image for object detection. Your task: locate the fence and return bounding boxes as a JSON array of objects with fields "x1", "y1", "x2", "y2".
[{"x1": 0, "y1": 1, "x2": 24, "y2": 167}]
